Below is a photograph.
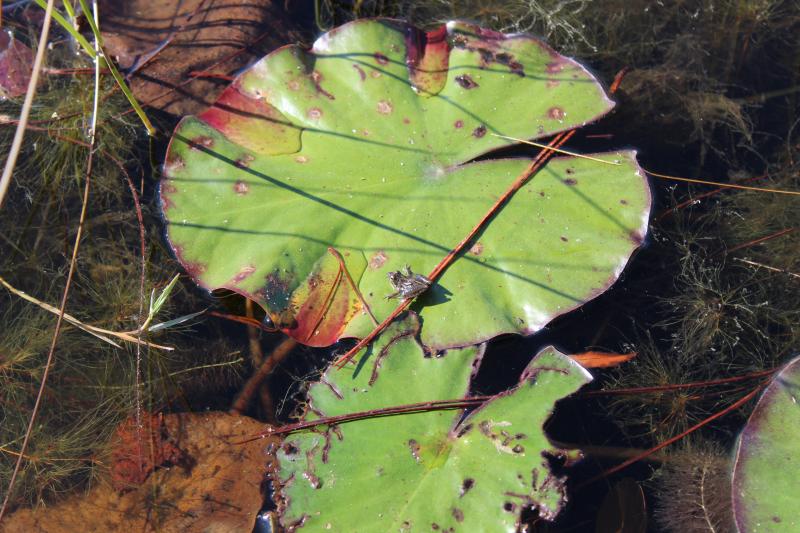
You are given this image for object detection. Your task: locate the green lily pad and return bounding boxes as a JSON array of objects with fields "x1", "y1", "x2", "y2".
[
  {"x1": 161, "y1": 19, "x2": 651, "y2": 350},
  {"x1": 274, "y1": 313, "x2": 592, "y2": 531},
  {"x1": 732, "y1": 355, "x2": 800, "y2": 532}
]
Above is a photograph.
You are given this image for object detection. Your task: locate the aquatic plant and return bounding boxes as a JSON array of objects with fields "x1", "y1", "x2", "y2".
[
  {"x1": 161, "y1": 18, "x2": 651, "y2": 528},
  {"x1": 731, "y1": 354, "x2": 800, "y2": 532},
  {"x1": 1, "y1": 1, "x2": 798, "y2": 529},
  {"x1": 277, "y1": 315, "x2": 592, "y2": 530},
  {"x1": 0, "y1": 21, "x2": 245, "y2": 510}
]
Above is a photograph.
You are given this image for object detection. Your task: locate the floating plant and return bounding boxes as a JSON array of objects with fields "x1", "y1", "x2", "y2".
[
  {"x1": 160, "y1": 19, "x2": 651, "y2": 352},
  {"x1": 274, "y1": 314, "x2": 592, "y2": 531},
  {"x1": 732, "y1": 354, "x2": 800, "y2": 532}
]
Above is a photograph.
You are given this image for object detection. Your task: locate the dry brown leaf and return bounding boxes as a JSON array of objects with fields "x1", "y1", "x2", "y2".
[{"x1": 99, "y1": 0, "x2": 298, "y2": 115}]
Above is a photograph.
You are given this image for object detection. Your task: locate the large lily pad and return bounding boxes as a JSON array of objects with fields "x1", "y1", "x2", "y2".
[
  {"x1": 274, "y1": 313, "x2": 592, "y2": 531},
  {"x1": 161, "y1": 19, "x2": 651, "y2": 350},
  {"x1": 731, "y1": 355, "x2": 800, "y2": 532}
]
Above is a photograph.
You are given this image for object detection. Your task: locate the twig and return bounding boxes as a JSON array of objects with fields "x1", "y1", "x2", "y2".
[
  {"x1": 231, "y1": 336, "x2": 298, "y2": 415},
  {"x1": 646, "y1": 169, "x2": 800, "y2": 196},
  {"x1": 0, "y1": 276, "x2": 172, "y2": 350},
  {"x1": 208, "y1": 310, "x2": 277, "y2": 332},
  {"x1": 0, "y1": 0, "x2": 57, "y2": 210},
  {"x1": 489, "y1": 133, "x2": 621, "y2": 165},
  {"x1": 245, "y1": 299, "x2": 265, "y2": 366},
  {"x1": 333, "y1": 131, "x2": 574, "y2": 368},
  {"x1": 242, "y1": 395, "x2": 495, "y2": 442},
  {"x1": 187, "y1": 70, "x2": 235, "y2": 81},
  {"x1": 724, "y1": 227, "x2": 795, "y2": 255},
  {"x1": 579, "y1": 367, "x2": 776, "y2": 397},
  {"x1": 576, "y1": 384, "x2": 764, "y2": 489},
  {"x1": 656, "y1": 173, "x2": 767, "y2": 221},
  {"x1": 733, "y1": 257, "x2": 800, "y2": 279}
]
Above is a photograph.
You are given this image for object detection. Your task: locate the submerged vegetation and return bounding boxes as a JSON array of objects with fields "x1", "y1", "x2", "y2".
[
  {"x1": 0, "y1": 35, "x2": 246, "y2": 508},
  {"x1": 0, "y1": 0, "x2": 798, "y2": 530}
]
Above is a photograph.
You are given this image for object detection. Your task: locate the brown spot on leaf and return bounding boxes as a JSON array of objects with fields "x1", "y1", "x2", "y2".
[
  {"x1": 460, "y1": 478, "x2": 475, "y2": 497},
  {"x1": 620, "y1": 199, "x2": 628, "y2": 205},
  {"x1": 235, "y1": 154, "x2": 254, "y2": 168},
  {"x1": 403, "y1": 117, "x2": 411, "y2": 124},
  {"x1": 295, "y1": 155, "x2": 309, "y2": 164},
  {"x1": 307, "y1": 107, "x2": 322, "y2": 120},
  {"x1": 287, "y1": 80, "x2": 300, "y2": 91},
  {"x1": 451, "y1": 508, "x2": 464, "y2": 522},
  {"x1": 190, "y1": 136, "x2": 214, "y2": 150},
  {"x1": 512, "y1": 444, "x2": 525, "y2": 454},
  {"x1": 163, "y1": 153, "x2": 185, "y2": 175},
  {"x1": 374, "y1": 52, "x2": 389, "y2": 65},
  {"x1": 160, "y1": 182, "x2": 177, "y2": 210},
  {"x1": 454, "y1": 120, "x2": 463, "y2": 129},
  {"x1": 369, "y1": 250, "x2": 388, "y2": 269},
  {"x1": 230, "y1": 265, "x2": 256, "y2": 285},
  {"x1": 282, "y1": 442, "x2": 299, "y2": 455},
  {"x1": 377, "y1": 100, "x2": 393, "y2": 114},
  {"x1": 454, "y1": 74, "x2": 478, "y2": 89},
  {"x1": 311, "y1": 70, "x2": 335, "y2": 100},
  {"x1": 370, "y1": 70, "x2": 382, "y2": 79},
  {"x1": 469, "y1": 242, "x2": 484, "y2": 255},
  {"x1": 408, "y1": 439, "x2": 422, "y2": 463},
  {"x1": 564, "y1": 178, "x2": 578, "y2": 185},
  {"x1": 546, "y1": 60, "x2": 565, "y2": 74},
  {"x1": 547, "y1": 107, "x2": 565, "y2": 120},
  {"x1": 503, "y1": 502, "x2": 516, "y2": 512},
  {"x1": 352, "y1": 64, "x2": 366, "y2": 81},
  {"x1": 233, "y1": 180, "x2": 249, "y2": 195},
  {"x1": 472, "y1": 125, "x2": 487, "y2": 138}
]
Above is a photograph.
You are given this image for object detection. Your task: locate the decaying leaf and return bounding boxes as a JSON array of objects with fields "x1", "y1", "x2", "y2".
[
  {"x1": 99, "y1": 0, "x2": 297, "y2": 115},
  {"x1": 0, "y1": 31, "x2": 34, "y2": 100},
  {"x1": 3, "y1": 412, "x2": 276, "y2": 533}
]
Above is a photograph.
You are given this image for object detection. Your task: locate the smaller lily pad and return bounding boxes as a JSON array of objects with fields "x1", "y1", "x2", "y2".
[
  {"x1": 275, "y1": 313, "x2": 592, "y2": 531},
  {"x1": 731, "y1": 355, "x2": 800, "y2": 532}
]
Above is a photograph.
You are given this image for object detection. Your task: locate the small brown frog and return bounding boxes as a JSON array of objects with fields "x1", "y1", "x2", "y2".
[{"x1": 386, "y1": 266, "x2": 431, "y2": 300}]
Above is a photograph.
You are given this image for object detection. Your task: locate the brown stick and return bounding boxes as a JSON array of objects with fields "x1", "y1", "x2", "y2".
[
  {"x1": 230, "y1": 336, "x2": 297, "y2": 415},
  {"x1": 576, "y1": 384, "x2": 764, "y2": 489},
  {"x1": 579, "y1": 367, "x2": 777, "y2": 397},
  {"x1": 724, "y1": 227, "x2": 795, "y2": 254},
  {"x1": 241, "y1": 395, "x2": 495, "y2": 442}
]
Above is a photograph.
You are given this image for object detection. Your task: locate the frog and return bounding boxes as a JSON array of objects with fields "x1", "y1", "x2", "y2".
[{"x1": 386, "y1": 265, "x2": 431, "y2": 300}]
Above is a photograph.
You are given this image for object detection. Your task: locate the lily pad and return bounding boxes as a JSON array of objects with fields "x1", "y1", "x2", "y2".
[
  {"x1": 731, "y1": 355, "x2": 800, "y2": 532},
  {"x1": 161, "y1": 19, "x2": 651, "y2": 350},
  {"x1": 274, "y1": 313, "x2": 592, "y2": 531}
]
